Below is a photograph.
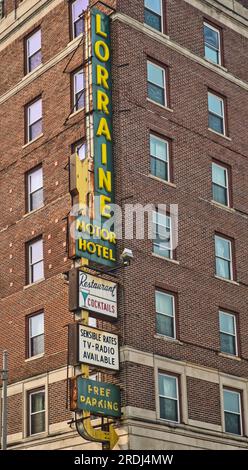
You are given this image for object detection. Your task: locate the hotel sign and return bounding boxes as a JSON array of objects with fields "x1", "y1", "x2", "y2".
[
  {"x1": 70, "y1": 376, "x2": 121, "y2": 418},
  {"x1": 76, "y1": 9, "x2": 116, "y2": 267},
  {"x1": 68, "y1": 323, "x2": 119, "y2": 371}
]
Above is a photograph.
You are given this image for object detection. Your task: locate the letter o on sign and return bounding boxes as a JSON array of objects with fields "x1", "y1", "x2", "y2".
[{"x1": 95, "y1": 40, "x2": 110, "y2": 62}]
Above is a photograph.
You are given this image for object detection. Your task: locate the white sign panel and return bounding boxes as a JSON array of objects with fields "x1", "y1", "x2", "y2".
[
  {"x1": 78, "y1": 325, "x2": 119, "y2": 371},
  {"x1": 79, "y1": 271, "x2": 117, "y2": 319}
]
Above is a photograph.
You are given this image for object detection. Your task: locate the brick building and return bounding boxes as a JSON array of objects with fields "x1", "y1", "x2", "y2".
[{"x1": 0, "y1": 0, "x2": 248, "y2": 450}]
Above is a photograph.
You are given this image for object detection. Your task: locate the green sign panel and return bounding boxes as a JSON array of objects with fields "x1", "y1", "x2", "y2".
[
  {"x1": 75, "y1": 9, "x2": 116, "y2": 267},
  {"x1": 77, "y1": 377, "x2": 121, "y2": 418}
]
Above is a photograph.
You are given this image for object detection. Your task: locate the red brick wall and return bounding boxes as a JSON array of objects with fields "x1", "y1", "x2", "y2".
[
  {"x1": 49, "y1": 380, "x2": 72, "y2": 425},
  {"x1": 7, "y1": 393, "x2": 23, "y2": 435},
  {"x1": 187, "y1": 377, "x2": 221, "y2": 425}
]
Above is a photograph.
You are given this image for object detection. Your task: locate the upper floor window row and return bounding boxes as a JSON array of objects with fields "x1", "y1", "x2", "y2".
[
  {"x1": 144, "y1": 5, "x2": 223, "y2": 67},
  {"x1": 71, "y1": 0, "x2": 88, "y2": 39}
]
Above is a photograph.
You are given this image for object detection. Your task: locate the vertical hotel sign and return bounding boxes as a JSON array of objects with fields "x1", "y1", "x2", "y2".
[{"x1": 76, "y1": 9, "x2": 116, "y2": 267}]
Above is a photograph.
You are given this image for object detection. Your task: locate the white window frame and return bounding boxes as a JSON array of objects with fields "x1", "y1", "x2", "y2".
[
  {"x1": 73, "y1": 69, "x2": 84, "y2": 112},
  {"x1": 71, "y1": 0, "x2": 85, "y2": 39},
  {"x1": 208, "y1": 92, "x2": 226, "y2": 136},
  {"x1": 223, "y1": 389, "x2": 243, "y2": 436},
  {"x1": 158, "y1": 372, "x2": 180, "y2": 423},
  {"x1": 204, "y1": 22, "x2": 221, "y2": 65},
  {"x1": 26, "y1": 29, "x2": 42, "y2": 74},
  {"x1": 27, "y1": 166, "x2": 43, "y2": 212},
  {"x1": 156, "y1": 291, "x2": 176, "y2": 339},
  {"x1": 212, "y1": 162, "x2": 229, "y2": 207},
  {"x1": 27, "y1": 98, "x2": 42, "y2": 143},
  {"x1": 144, "y1": 0, "x2": 164, "y2": 33},
  {"x1": 150, "y1": 134, "x2": 170, "y2": 182},
  {"x1": 219, "y1": 310, "x2": 238, "y2": 356},
  {"x1": 215, "y1": 235, "x2": 233, "y2": 281},
  {"x1": 29, "y1": 389, "x2": 46, "y2": 436},
  {"x1": 147, "y1": 60, "x2": 167, "y2": 107},
  {"x1": 28, "y1": 312, "x2": 44, "y2": 358},
  {"x1": 153, "y1": 211, "x2": 172, "y2": 259},
  {"x1": 28, "y1": 238, "x2": 44, "y2": 284}
]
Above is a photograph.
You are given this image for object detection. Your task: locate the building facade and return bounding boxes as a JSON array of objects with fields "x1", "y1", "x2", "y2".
[{"x1": 1, "y1": 0, "x2": 248, "y2": 450}]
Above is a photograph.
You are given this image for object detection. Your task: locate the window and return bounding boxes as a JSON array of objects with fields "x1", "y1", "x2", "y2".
[
  {"x1": 215, "y1": 235, "x2": 233, "y2": 280},
  {"x1": 204, "y1": 22, "x2": 221, "y2": 65},
  {"x1": 223, "y1": 389, "x2": 242, "y2": 435},
  {"x1": 26, "y1": 29, "x2": 42, "y2": 74},
  {"x1": 147, "y1": 61, "x2": 166, "y2": 107},
  {"x1": 150, "y1": 134, "x2": 170, "y2": 181},
  {"x1": 153, "y1": 210, "x2": 173, "y2": 259},
  {"x1": 72, "y1": 139, "x2": 86, "y2": 161},
  {"x1": 219, "y1": 311, "x2": 237, "y2": 356},
  {"x1": 27, "y1": 238, "x2": 44, "y2": 284},
  {"x1": 71, "y1": 0, "x2": 88, "y2": 38},
  {"x1": 212, "y1": 162, "x2": 229, "y2": 206},
  {"x1": 72, "y1": 69, "x2": 84, "y2": 112},
  {"x1": 27, "y1": 166, "x2": 43, "y2": 212},
  {"x1": 156, "y1": 291, "x2": 176, "y2": 339},
  {"x1": 28, "y1": 312, "x2": 44, "y2": 357},
  {"x1": 28, "y1": 389, "x2": 45, "y2": 435},
  {"x1": 208, "y1": 92, "x2": 225, "y2": 135},
  {"x1": 144, "y1": 0, "x2": 163, "y2": 32},
  {"x1": 158, "y1": 373, "x2": 179, "y2": 422},
  {"x1": 26, "y1": 98, "x2": 42, "y2": 143}
]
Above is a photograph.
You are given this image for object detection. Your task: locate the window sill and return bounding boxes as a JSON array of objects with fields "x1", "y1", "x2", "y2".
[
  {"x1": 218, "y1": 352, "x2": 241, "y2": 361},
  {"x1": 154, "y1": 334, "x2": 183, "y2": 345},
  {"x1": 148, "y1": 174, "x2": 176, "y2": 188},
  {"x1": 23, "y1": 431, "x2": 48, "y2": 442},
  {"x1": 208, "y1": 128, "x2": 232, "y2": 141},
  {"x1": 214, "y1": 276, "x2": 239, "y2": 286},
  {"x1": 204, "y1": 57, "x2": 227, "y2": 72},
  {"x1": 23, "y1": 278, "x2": 45, "y2": 290},
  {"x1": 22, "y1": 63, "x2": 43, "y2": 80},
  {"x1": 22, "y1": 133, "x2": 44, "y2": 149},
  {"x1": 147, "y1": 98, "x2": 173, "y2": 113},
  {"x1": 152, "y1": 253, "x2": 179, "y2": 265},
  {"x1": 68, "y1": 108, "x2": 84, "y2": 119},
  {"x1": 23, "y1": 204, "x2": 45, "y2": 218},
  {"x1": 25, "y1": 353, "x2": 45, "y2": 362},
  {"x1": 210, "y1": 201, "x2": 235, "y2": 213}
]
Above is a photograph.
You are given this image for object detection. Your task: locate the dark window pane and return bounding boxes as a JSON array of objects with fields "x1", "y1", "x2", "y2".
[
  {"x1": 30, "y1": 119, "x2": 42, "y2": 141},
  {"x1": 205, "y1": 45, "x2": 219, "y2": 64},
  {"x1": 209, "y1": 113, "x2": 224, "y2": 134},
  {"x1": 148, "y1": 82, "x2": 165, "y2": 106},
  {"x1": 31, "y1": 411, "x2": 45, "y2": 435},
  {"x1": 74, "y1": 18, "x2": 84, "y2": 37},
  {"x1": 216, "y1": 258, "x2": 231, "y2": 280},
  {"x1": 151, "y1": 157, "x2": 168, "y2": 180},
  {"x1": 75, "y1": 91, "x2": 84, "y2": 110},
  {"x1": 31, "y1": 334, "x2": 44, "y2": 356},
  {"x1": 31, "y1": 392, "x2": 45, "y2": 413},
  {"x1": 212, "y1": 184, "x2": 227, "y2": 205},
  {"x1": 225, "y1": 412, "x2": 241, "y2": 435},
  {"x1": 31, "y1": 188, "x2": 43, "y2": 211},
  {"x1": 156, "y1": 313, "x2": 174, "y2": 338},
  {"x1": 153, "y1": 243, "x2": 170, "y2": 259},
  {"x1": 144, "y1": 9, "x2": 161, "y2": 32},
  {"x1": 29, "y1": 50, "x2": 42, "y2": 73},
  {"x1": 160, "y1": 397, "x2": 178, "y2": 421},
  {"x1": 220, "y1": 333, "x2": 236, "y2": 355}
]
